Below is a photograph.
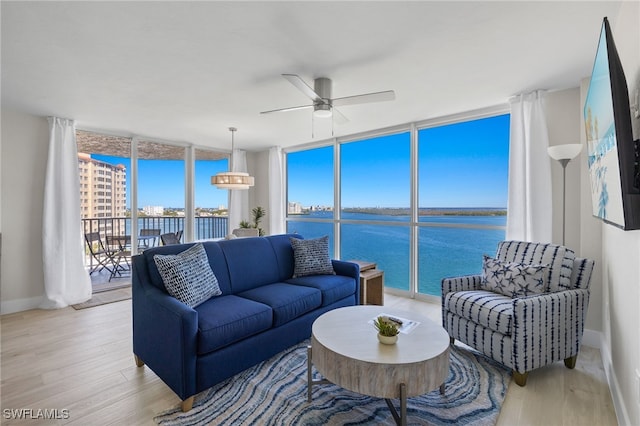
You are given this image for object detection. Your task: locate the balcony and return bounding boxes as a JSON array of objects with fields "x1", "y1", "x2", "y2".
[{"x1": 82, "y1": 216, "x2": 228, "y2": 290}]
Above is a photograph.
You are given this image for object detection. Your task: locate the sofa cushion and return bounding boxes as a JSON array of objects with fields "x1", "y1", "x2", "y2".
[
  {"x1": 286, "y1": 274, "x2": 356, "y2": 306},
  {"x1": 153, "y1": 244, "x2": 222, "y2": 308},
  {"x1": 496, "y1": 241, "x2": 575, "y2": 292},
  {"x1": 238, "y1": 283, "x2": 322, "y2": 327},
  {"x1": 195, "y1": 295, "x2": 273, "y2": 355},
  {"x1": 480, "y1": 255, "x2": 548, "y2": 297},
  {"x1": 267, "y1": 234, "x2": 302, "y2": 281},
  {"x1": 290, "y1": 236, "x2": 335, "y2": 278},
  {"x1": 219, "y1": 237, "x2": 280, "y2": 293},
  {"x1": 444, "y1": 290, "x2": 513, "y2": 335}
]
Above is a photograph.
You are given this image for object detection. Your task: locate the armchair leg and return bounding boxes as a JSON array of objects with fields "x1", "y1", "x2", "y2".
[
  {"x1": 564, "y1": 355, "x2": 578, "y2": 369},
  {"x1": 512, "y1": 370, "x2": 529, "y2": 386},
  {"x1": 181, "y1": 396, "x2": 195, "y2": 412},
  {"x1": 134, "y1": 354, "x2": 144, "y2": 367}
]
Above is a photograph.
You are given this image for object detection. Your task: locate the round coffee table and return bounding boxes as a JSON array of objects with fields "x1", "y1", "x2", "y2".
[{"x1": 307, "y1": 305, "x2": 450, "y2": 426}]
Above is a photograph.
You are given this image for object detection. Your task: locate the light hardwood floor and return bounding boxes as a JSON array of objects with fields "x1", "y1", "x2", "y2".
[{"x1": 1, "y1": 294, "x2": 617, "y2": 425}]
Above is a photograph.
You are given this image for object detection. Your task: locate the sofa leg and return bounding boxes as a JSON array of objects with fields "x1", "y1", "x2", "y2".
[
  {"x1": 564, "y1": 355, "x2": 578, "y2": 369},
  {"x1": 181, "y1": 396, "x2": 195, "y2": 412},
  {"x1": 134, "y1": 354, "x2": 144, "y2": 367},
  {"x1": 512, "y1": 370, "x2": 529, "y2": 386}
]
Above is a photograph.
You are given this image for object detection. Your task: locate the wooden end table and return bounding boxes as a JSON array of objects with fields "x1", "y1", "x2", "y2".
[
  {"x1": 350, "y1": 260, "x2": 384, "y2": 305},
  {"x1": 307, "y1": 306, "x2": 450, "y2": 426}
]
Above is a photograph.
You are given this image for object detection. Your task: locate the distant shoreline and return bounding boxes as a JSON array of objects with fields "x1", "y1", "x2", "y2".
[
  {"x1": 343, "y1": 208, "x2": 506, "y2": 216},
  {"x1": 290, "y1": 208, "x2": 507, "y2": 216}
]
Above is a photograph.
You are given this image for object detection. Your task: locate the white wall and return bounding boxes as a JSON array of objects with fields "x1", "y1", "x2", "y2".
[
  {"x1": 247, "y1": 150, "x2": 271, "y2": 235},
  {"x1": 0, "y1": 109, "x2": 48, "y2": 313},
  {"x1": 598, "y1": 4, "x2": 640, "y2": 425},
  {"x1": 546, "y1": 88, "x2": 604, "y2": 335}
]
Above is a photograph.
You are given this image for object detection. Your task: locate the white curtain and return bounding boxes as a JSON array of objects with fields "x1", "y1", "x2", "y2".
[
  {"x1": 506, "y1": 91, "x2": 552, "y2": 243},
  {"x1": 268, "y1": 146, "x2": 285, "y2": 235},
  {"x1": 228, "y1": 149, "x2": 249, "y2": 233},
  {"x1": 41, "y1": 117, "x2": 92, "y2": 308}
]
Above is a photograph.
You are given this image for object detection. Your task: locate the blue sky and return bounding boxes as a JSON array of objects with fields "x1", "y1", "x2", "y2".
[
  {"x1": 92, "y1": 114, "x2": 509, "y2": 209},
  {"x1": 91, "y1": 155, "x2": 229, "y2": 208},
  {"x1": 288, "y1": 114, "x2": 510, "y2": 208}
]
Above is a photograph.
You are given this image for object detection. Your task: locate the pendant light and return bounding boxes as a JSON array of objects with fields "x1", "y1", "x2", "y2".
[{"x1": 211, "y1": 127, "x2": 254, "y2": 190}]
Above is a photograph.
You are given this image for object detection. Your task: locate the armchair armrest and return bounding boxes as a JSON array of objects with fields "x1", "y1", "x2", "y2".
[
  {"x1": 131, "y1": 255, "x2": 199, "y2": 400},
  {"x1": 512, "y1": 288, "x2": 590, "y2": 372},
  {"x1": 441, "y1": 274, "x2": 482, "y2": 296}
]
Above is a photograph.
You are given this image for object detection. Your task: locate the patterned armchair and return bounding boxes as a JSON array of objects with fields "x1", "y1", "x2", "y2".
[{"x1": 441, "y1": 241, "x2": 595, "y2": 386}]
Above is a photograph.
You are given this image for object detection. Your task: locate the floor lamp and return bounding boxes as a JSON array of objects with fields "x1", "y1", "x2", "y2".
[{"x1": 547, "y1": 143, "x2": 583, "y2": 245}]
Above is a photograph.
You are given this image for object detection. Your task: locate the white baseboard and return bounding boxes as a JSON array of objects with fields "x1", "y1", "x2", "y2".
[
  {"x1": 582, "y1": 328, "x2": 601, "y2": 349},
  {"x1": 578, "y1": 329, "x2": 630, "y2": 425},
  {"x1": 0, "y1": 295, "x2": 43, "y2": 315}
]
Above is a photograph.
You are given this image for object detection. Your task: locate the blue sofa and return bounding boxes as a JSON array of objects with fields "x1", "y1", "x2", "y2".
[{"x1": 132, "y1": 234, "x2": 359, "y2": 411}]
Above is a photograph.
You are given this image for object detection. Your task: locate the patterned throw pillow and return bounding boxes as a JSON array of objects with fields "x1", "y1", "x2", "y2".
[
  {"x1": 290, "y1": 236, "x2": 336, "y2": 278},
  {"x1": 480, "y1": 255, "x2": 549, "y2": 298},
  {"x1": 153, "y1": 243, "x2": 222, "y2": 308}
]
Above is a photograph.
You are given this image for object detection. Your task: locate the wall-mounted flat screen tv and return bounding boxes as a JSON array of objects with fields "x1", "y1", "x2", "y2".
[{"x1": 584, "y1": 17, "x2": 640, "y2": 230}]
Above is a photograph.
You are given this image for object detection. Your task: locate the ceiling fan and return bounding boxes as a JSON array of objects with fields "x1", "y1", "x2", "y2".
[{"x1": 260, "y1": 74, "x2": 395, "y2": 123}]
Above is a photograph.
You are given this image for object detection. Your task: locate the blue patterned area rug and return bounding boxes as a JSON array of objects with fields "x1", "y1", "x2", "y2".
[{"x1": 154, "y1": 341, "x2": 510, "y2": 426}]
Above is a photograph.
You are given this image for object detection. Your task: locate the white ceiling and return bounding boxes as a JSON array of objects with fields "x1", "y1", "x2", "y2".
[{"x1": 1, "y1": 1, "x2": 622, "y2": 152}]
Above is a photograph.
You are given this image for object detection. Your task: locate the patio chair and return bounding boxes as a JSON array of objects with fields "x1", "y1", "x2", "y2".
[
  {"x1": 139, "y1": 228, "x2": 161, "y2": 250},
  {"x1": 105, "y1": 235, "x2": 131, "y2": 281},
  {"x1": 84, "y1": 232, "x2": 115, "y2": 276},
  {"x1": 175, "y1": 229, "x2": 183, "y2": 243},
  {"x1": 160, "y1": 232, "x2": 180, "y2": 246},
  {"x1": 441, "y1": 240, "x2": 594, "y2": 386}
]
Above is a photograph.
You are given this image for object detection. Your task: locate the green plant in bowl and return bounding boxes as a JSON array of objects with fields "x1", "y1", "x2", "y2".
[{"x1": 373, "y1": 316, "x2": 399, "y2": 337}]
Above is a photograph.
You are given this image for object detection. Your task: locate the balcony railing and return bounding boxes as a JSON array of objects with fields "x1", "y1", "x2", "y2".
[
  {"x1": 82, "y1": 216, "x2": 228, "y2": 280},
  {"x1": 82, "y1": 216, "x2": 228, "y2": 241}
]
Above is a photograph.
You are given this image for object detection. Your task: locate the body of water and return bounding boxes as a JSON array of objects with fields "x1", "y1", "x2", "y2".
[{"x1": 287, "y1": 210, "x2": 506, "y2": 296}]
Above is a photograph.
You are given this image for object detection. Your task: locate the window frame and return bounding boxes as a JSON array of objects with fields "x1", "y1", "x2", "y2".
[{"x1": 284, "y1": 105, "x2": 509, "y2": 301}]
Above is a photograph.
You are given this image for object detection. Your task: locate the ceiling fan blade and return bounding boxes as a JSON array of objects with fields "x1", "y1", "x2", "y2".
[
  {"x1": 282, "y1": 74, "x2": 321, "y2": 101},
  {"x1": 260, "y1": 104, "x2": 313, "y2": 114},
  {"x1": 331, "y1": 90, "x2": 396, "y2": 107},
  {"x1": 332, "y1": 107, "x2": 349, "y2": 124}
]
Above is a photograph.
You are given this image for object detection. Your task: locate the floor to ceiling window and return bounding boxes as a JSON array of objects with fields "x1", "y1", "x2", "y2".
[
  {"x1": 286, "y1": 145, "x2": 335, "y2": 257},
  {"x1": 285, "y1": 110, "x2": 509, "y2": 298},
  {"x1": 417, "y1": 114, "x2": 509, "y2": 295},
  {"x1": 195, "y1": 148, "x2": 229, "y2": 240},
  {"x1": 340, "y1": 132, "x2": 411, "y2": 292}
]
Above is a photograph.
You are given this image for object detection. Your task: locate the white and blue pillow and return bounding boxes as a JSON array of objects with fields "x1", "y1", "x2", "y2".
[
  {"x1": 290, "y1": 236, "x2": 335, "y2": 278},
  {"x1": 153, "y1": 243, "x2": 222, "y2": 307},
  {"x1": 481, "y1": 255, "x2": 549, "y2": 298}
]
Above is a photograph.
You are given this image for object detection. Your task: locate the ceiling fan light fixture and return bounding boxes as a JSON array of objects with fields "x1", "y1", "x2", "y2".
[
  {"x1": 212, "y1": 127, "x2": 255, "y2": 190},
  {"x1": 313, "y1": 104, "x2": 332, "y2": 118}
]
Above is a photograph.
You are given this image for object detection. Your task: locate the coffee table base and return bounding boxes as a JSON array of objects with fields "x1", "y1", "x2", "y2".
[{"x1": 306, "y1": 346, "x2": 445, "y2": 426}]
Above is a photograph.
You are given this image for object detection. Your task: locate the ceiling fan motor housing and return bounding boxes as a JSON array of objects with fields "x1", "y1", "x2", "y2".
[{"x1": 313, "y1": 77, "x2": 332, "y2": 117}]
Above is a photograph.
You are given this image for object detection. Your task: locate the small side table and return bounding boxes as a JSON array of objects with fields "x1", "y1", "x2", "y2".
[{"x1": 350, "y1": 260, "x2": 384, "y2": 306}]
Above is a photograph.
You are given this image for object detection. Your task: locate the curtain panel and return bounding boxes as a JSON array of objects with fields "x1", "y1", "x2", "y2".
[
  {"x1": 228, "y1": 149, "x2": 249, "y2": 233},
  {"x1": 268, "y1": 146, "x2": 285, "y2": 235},
  {"x1": 41, "y1": 117, "x2": 92, "y2": 308},
  {"x1": 506, "y1": 91, "x2": 552, "y2": 243}
]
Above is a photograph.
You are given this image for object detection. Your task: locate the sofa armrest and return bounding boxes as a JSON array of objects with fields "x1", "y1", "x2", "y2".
[
  {"x1": 131, "y1": 255, "x2": 199, "y2": 400},
  {"x1": 332, "y1": 259, "x2": 360, "y2": 304},
  {"x1": 512, "y1": 288, "x2": 590, "y2": 372}
]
